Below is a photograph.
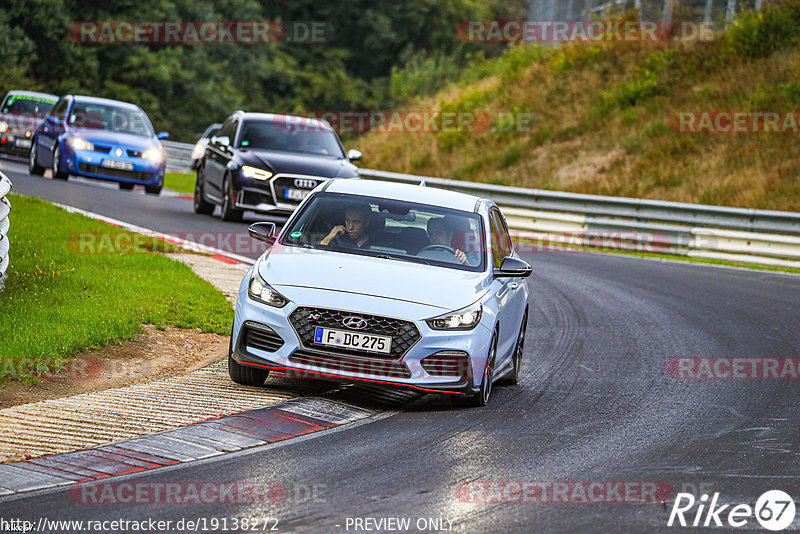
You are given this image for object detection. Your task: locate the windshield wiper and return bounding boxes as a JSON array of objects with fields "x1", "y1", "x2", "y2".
[{"x1": 375, "y1": 254, "x2": 430, "y2": 266}]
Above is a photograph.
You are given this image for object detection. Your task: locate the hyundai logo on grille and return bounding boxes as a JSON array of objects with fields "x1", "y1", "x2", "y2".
[
  {"x1": 342, "y1": 316, "x2": 368, "y2": 330},
  {"x1": 115, "y1": 148, "x2": 123, "y2": 157},
  {"x1": 294, "y1": 178, "x2": 318, "y2": 189}
]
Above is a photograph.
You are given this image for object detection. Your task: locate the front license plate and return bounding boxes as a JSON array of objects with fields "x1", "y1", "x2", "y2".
[
  {"x1": 314, "y1": 327, "x2": 391, "y2": 355},
  {"x1": 14, "y1": 139, "x2": 31, "y2": 148},
  {"x1": 102, "y1": 159, "x2": 134, "y2": 170},
  {"x1": 284, "y1": 188, "x2": 310, "y2": 201}
]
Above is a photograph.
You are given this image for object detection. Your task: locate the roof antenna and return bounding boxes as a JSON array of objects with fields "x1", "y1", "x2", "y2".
[{"x1": 419, "y1": 180, "x2": 427, "y2": 187}]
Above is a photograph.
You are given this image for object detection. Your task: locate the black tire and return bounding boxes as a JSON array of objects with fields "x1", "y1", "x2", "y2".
[
  {"x1": 220, "y1": 173, "x2": 243, "y2": 222},
  {"x1": 193, "y1": 171, "x2": 214, "y2": 214},
  {"x1": 497, "y1": 310, "x2": 527, "y2": 386},
  {"x1": 29, "y1": 143, "x2": 45, "y2": 175},
  {"x1": 452, "y1": 333, "x2": 496, "y2": 408},
  {"x1": 228, "y1": 356, "x2": 270, "y2": 386},
  {"x1": 145, "y1": 184, "x2": 162, "y2": 195},
  {"x1": 119, "y1": 182, "x2": 134, "y2": 190},
  {"x1": 51, "y1": 144, "x2": 68, "y2": 180}
]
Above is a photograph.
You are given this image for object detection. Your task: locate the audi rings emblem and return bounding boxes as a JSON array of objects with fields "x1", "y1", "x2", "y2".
[
  {"x1": 294, "y1": 178, "x2": 318, "y2": 189},
  {"x1": 342, "y1": 316, "x2": 368, "y2": 330}
]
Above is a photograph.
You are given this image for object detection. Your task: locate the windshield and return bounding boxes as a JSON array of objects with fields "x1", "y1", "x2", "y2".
[
  {"x1": 1, "y1": 95, "x2": 56, "y2": 115},
  {"x1": 282, "y1": 192, "x2": 485, "y2": 272},
  {"x1": 68, "y1": 102, "x2": 154, "y2": 137},
  {"x1": 238, "y1": 119, "x2": 345, "y2": 157}
]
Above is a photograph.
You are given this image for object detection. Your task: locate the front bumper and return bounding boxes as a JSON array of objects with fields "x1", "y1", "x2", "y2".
[
  {"x1": 233, "y1": 173, "x2": 330, "y2": 213},
  {"x1": 230, "y1": 283, "x2": 493, "y2": 396},
  {"x1": 65, "y1": 146, "x2": 165, "y2": 185}
]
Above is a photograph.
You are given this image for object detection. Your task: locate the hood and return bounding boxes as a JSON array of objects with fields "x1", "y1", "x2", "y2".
[
  {"x1": 66, "y1": 129, "x2": 159, "y2": 151},
  {"x1": 242, "y1": 149, "x2": 357, "y2": 178},
  {"x1": 258, "y1": 246, "x2": 489, "y2": 312}
]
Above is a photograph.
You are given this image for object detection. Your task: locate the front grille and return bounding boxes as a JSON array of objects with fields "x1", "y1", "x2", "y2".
[
  {"x1": 289, "y1": 349, "x2": 412, "y2": 379},
  {"x1": 127, "y1": 149, "x2": 142, "y2": 157},
  {"x1": 421, "y1": 351, "x2": 471, "y2": 377},
  {"x1": 93, "y1": 145, "x2": 111, "y2": 153},
  {"x1": 240, "y1": 189, "x2": 273, "y2": 206},
  {"x1": 289, "y1": 307, "x2": 421, "y2": 359},
  {"x1": 271, "y1": 175, "x2": 323, "y2": 205},
  {"x1": 78, "y1": 163, "x2": 151, "y2": 181},
  {"x1": 242, "y1": 322, "x2": 284, "y2": 353}
]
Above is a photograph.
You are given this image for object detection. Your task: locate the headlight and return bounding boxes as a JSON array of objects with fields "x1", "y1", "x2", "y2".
[
  {"x1": 242, "y1": 166, "x2": 273, "y2": 181},
  {"x1": 0, "y1": 121, "x2": 7, "y2": 133},
  {"x1": 67, "y1": 137, "x2": 93, "y2": 151},
  {"x1": 191, "y1": 142, "x2": 205, "y2": 160},
  {"x1": 142, "y1": 147, "x2": 164, "y2": 162},
  {"x1": 426, "y1": 302, "x2": 483, "y2": 331},
  {"x1": 249, "y1": 273, "x2": 288, "y2": 308}
]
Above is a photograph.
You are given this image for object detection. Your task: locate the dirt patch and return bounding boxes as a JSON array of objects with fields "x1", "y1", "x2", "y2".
[
  {"x1": 556, "y1": 147, "x2": 626, "y2": 188},
  {"x1": 0, "y1": 325, "x2": 228, "y2": 409}
]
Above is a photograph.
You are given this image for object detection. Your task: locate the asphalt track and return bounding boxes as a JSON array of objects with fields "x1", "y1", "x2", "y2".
[{"x1": 2, "y1": 160, "x2": 800, "y2": 532}]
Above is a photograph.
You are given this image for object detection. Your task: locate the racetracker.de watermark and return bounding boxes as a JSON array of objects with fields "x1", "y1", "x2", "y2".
[
  {"x1": 456, "y1": 481, "x2": 674, "y2": 503},
  {"x1": 667, "y1": 357, "x2": 800, "y2": 379},
  {"x1": 68, "y1": 21, "x2": 333, "y2": 44},
  {"x1": 273, "y1": 111, "x2": 535, "y2": 134},
  {"x1": 68, "y1": 481, "x2": 300, "y2": 505},
  {"x1": 458, "y1": 20, "x2": 673, "y2": 43},
  {"x1": 67, "y1": 229, "x2": 679, "y2": 256},
  {"x1": 671, "y1": 111, "x2": 800, "y2": 133}
]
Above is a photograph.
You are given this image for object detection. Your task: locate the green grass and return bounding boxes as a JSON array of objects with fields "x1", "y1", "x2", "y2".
[
  {"x1": 164, "y1": 171, "x2": 196, "y2": 194},
  {"x1": 0, "y1": 194, "x2": 233, "y2": 383}
]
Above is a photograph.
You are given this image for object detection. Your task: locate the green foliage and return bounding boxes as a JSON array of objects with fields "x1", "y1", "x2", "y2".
[
  {"x1": 721, "y1": 1, "x2": 800, "y2": 59},
  {"x1": 2, "y1": 0, "x2": 524, "y2": 140}
]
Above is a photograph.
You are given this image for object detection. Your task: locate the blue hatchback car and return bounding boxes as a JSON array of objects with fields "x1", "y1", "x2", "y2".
[
  {"x1": 229, "y1": 179, "x2": 532, "y2": 407},
  {"x1": 29, "y1": 95, "x2": 168, "y2": 195}
]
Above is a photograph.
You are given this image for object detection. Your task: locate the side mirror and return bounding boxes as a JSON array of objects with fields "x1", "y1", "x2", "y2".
[
  {"x1": 494, "y1": 256, "x2": 532, "y2": 278},
  {"x1": 347, "y1": 149, "x2": 362, "y2": 162},
  {"x1": 46, "y1": 115, "x2": 59, "y2": 125},
  {"x1": 157, "y1": 131, "x2": 169, "y2": 140},
  {"x1": 212, "y1": 135, "x2": 230, "y2": 148},
  {"x1": 249, "y1": 222, "x2": 277, "y2": 246}
]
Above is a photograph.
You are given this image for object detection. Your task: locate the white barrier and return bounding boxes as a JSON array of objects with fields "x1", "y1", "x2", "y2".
[{"x1": 0, "y1": 171, "x2": 11, "y2": 289}]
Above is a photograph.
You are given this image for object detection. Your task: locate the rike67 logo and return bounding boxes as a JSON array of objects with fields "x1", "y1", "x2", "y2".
[{"x1": 668, "y1": 490, "x2": 796, "y2": 531}]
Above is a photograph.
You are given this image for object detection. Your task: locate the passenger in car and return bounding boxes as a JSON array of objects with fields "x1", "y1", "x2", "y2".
[{"x1": 320, "y1": 203, "x2": 372, "y2": 248}]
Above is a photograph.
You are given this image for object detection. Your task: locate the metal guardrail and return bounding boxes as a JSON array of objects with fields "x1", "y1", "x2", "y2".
[
  {"x1": 0, "y1": 171, "x2": 12, "y2": 289},
  {"x1": 163, "y1": 141, "x2": 800, "y2": 269},
  {"x1": 162, "y1": 140, "x2": 195, "y2": 173}
]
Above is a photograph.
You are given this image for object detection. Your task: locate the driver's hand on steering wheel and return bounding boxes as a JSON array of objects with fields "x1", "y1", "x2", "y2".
[{"x1": 455, "y1": 249, "x2": 467, "y2": 264}]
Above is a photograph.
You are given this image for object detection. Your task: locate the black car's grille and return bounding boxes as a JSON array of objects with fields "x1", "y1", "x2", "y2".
[
  {"x1": 242, "y1": 322, "x2": 284, "y2": 353},
  {"x1": 78, "y1": 163, "x2": 151, "y2": 181},
  {"x1": 421, "y1": 351, "x2": 471, "y2": 377},
  {"x1": 289, "y1": 349, "x2": 412, "y2": 379},
  {"x1": 272, "y1": 176, "x2": 322, "y2": 205},
  {"x1": 240, "y1": 189, "x2": 273, "y2": 206},
  {"x1": 289, "y1": 306, "x2": 420, "y2": 360}
]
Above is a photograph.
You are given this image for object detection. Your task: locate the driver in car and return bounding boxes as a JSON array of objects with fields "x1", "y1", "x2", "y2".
[
  {"x1": 320, "y1": 203, "x2": 372, "y2": 249},
  {"x1": 427, "y1": 217, "x2": 469, "y2": 265}
]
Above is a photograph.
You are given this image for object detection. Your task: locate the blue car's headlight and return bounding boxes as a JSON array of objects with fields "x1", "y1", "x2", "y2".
[
  {"x1": 249, "y1": 273, "x2": 289, "y2": 308},
  {"x1": 67, "y1": 137, "x2": 93, "y2": 151},
  {"x1": 426, "y1": 302, "x2": 483, "y2": 331},
  {"x1": 142, "y1": 147, "x2": 164, "y2": 163}
]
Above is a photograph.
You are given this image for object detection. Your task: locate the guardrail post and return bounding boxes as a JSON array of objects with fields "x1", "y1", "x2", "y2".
[{"x1": 0, "y1": 171, "x2": 12, "y2": 290}]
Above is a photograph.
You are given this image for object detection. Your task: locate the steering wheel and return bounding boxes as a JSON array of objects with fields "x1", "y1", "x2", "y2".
[{"x1": 418, "y1": 244, "x2": 456, "y2": 255}]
